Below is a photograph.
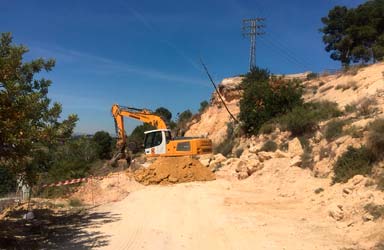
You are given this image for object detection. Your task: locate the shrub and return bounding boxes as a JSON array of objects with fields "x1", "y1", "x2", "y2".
[
  {"x1": 309, "y1": 101, "x2": 343, "y2": 119},
  {"x1": 335, "y1": 81, "x2": 358, "y2": 91},
  {"x1": 235, "y1": 148, "x2": 244, "y2": 158},
  {"x1": 69, "y1": 198, "x2": 83, "y2": 207},
  {"x1": 325, "y1": 119, "x2": 346, "y2": 141},
  {"x1": 364, "y1": 203, "x2": 384, "y2": 220},
  {"x1": 0, "y1": 167, "x2": 16, "y2": 196},
  {"x1": 214, "y1": 122, "x2": 235, "y2": 157},
  {"x1": 260, "y1": 140, "x2": 278, "y2": 152},
  {"x1": 345, "y1": 104, "x2": 357, "y2": 113},
  {"x1": 299, "y1": 137, "x2": 314, "y2": 169},
  {"x1": 344, "y1": 125, "x2": 362, "y2": 138},
  {"x1": 279, "y1": 106, "x2": 318, "y2": 136},
  {"x1": 314, "y1": 187, "x2": 324, "y2": 194},
  {"x1": 367, "y1": 119, "x2": 384, "y2": 160},
  {"x1": 378, "y1": 174, "x2": 384, "y2": 191},
  {"x1": 333, "y1": 146, "x2": 375, "y2": 184},
  {"x1": 239, "y1": 67, "x2": 303, "y2": 135},
  {"x1": 93, "y1": 131, "x2": 112, "y2": 159},
  {"x1": 318, "y1": 81, "x2": 325, "y2": 87},
  {"x1": 306, "y1": 72, "x2": 319, "y2": 80},
  {"x1": 278, "y1": 101, "x2": 341, "y2": 136},
  {"x1": 199, "y1": 100, "x2": 209, "y2": 113},
  {"x1": 357, "y1": 97, "x2": 377, "y2": 116},
  {"x1": 259, "y1": 122, "x2": 276, "y2": 134}
]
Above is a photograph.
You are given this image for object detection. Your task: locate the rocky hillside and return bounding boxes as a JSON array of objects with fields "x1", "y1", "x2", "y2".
[
  {"x1": 190, "y1": 62, "x2": 384, "y2": 249},
  {"x1": 185, "y1": 77, "x2": 243, "y2": 145},
  {"x1": 186, "y1": 62, "x2": 384, "y2": 145}
]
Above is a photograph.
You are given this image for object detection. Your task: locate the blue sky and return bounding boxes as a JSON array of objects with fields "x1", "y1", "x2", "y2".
[{"x1": 1, "y1": 0, "x2": 364, "y2": 134}]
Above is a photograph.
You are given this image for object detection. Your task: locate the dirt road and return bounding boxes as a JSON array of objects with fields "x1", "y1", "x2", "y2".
[{"x1": 85, "y1": 178, "x2": 353, "y2": 250}]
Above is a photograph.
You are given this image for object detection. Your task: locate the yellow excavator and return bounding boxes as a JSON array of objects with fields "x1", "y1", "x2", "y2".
[{"x1": 110, "y1": 104, "x2": 212, "y2": 166}]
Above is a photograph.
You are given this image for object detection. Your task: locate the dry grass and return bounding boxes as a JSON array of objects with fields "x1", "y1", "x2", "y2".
[{"x1": 335, "y1": 80, "x2": 358, "y2": 91}]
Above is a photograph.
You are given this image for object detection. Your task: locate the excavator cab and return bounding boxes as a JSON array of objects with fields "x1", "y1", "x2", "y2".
[{"x1": 143, "y1": 129, "x2": 171, "y2": 155}]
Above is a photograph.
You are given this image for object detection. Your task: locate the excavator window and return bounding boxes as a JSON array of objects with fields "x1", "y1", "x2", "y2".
[{"x1": 144, "y1": 131, "x2": 163, "y2": 149}]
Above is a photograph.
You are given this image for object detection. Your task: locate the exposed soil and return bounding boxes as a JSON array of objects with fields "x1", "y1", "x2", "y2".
[{"x1": 134, "y1": 156, "x2": 215, "y2": 185}]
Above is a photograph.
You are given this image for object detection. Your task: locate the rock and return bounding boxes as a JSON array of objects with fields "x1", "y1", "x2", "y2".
[
  {"x1": 274, "y1": 150, "x2": 290, "y2": 158},
  {"x1": 249, "y1": 145, "x2": 261, "y2": 153},
  {"x1": 209, "y1": 162, "x2": 222, "y2": 172},
  {"x1": 238, "y1": 171, "x2": 249, "y2": 180},
  {"x1": 343, "y1": 187, "x2": 353, "y2": 195},
  {"x1": 199, "y1": 158, "x2": 211, "y2": 167},
  {"x1": 362, "y1": 213, "x2": 374, "y2": 222},
  {"x1": 257, "y1": 151, "x2": 273, "y2": 162},
  {"x1": 23, "y1": 211, "x2": 34, "y2": 220},
  {"x1": 288, "y1": 137, "x2": 304, "y2": 157},
  {"x1": 168, "y1": 176, "x2": 179, "y2": 183},
  {"x1": 234, "y1": 160, "x2": 247, "y2": 173},
  {"x1": 213, "y1": 153, "x2": 227, "y2": 163},
  {"x1": 313, "y1": 160, "x2": 332, "y2": 178},
  {"x1": 328, "y1": 204, "x2": 344, "y2": 221},
  {"x1": 290, "y1": 156, "x2": 302, "y2": 167}
]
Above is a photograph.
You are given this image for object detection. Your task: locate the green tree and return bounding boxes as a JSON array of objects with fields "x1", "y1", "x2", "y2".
[
  {"x1": 129, "y1": 123, "x2": 155, "y2": 147},
  {"x1": 239, "y1": 67, "x2": 303, "y2": 135},
  {"x1": 93, "y1": 131, "x2": 112, "y2": 159},
  {"x1": 178, "y1": 109, "x2": 193, "y2": 123},
  {"x1": 199, "y1": 100, "x2": 209, "y2": 113},
  {"x1": 321, "y1": 0, "x2": 384, "y2": 65},
  {"x1": 155, "y1": 107, "x2": 172, "y2": 123},
  {"x1": 0, "y1": 33, "x2": 78, "y2": 185}
]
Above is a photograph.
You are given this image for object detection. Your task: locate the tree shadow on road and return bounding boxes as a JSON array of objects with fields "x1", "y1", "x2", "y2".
[{"x1": 0, "y1": 207, "x2": 121, "y2": 249}]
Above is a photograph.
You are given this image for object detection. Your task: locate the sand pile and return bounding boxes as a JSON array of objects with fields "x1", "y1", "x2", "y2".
[
  {"x1": 134, "y1": 156, "x2": 215, "y2": 185},
  {"x1": 72, "y1": 172, "x2": 143, "y2": 205}
]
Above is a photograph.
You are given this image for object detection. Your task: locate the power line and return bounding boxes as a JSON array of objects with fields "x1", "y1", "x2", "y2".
[{"x1": 242, "y1": 18, "x2": 265, "y2": 70}]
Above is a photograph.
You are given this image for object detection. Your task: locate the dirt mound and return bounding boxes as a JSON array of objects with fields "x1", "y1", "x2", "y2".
[
  {"x1": 134, "y1": 157, "x2": 215, "y2": 185},
  {"x1": 72, "y1": 172, "x2": 143, "y2": 205}
]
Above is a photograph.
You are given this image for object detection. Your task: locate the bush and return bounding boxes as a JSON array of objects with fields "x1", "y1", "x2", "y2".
[
  {"x1": 299, "y1": 137, "x2": 314, "y2": 169},
  {"x1": 278, "y1": 101, "x2": 342, "y2": 136},
  {"x1": 214, "y1": 122, "x2": 235, "y2": 157},
  {"x1": 357, "y1": 97, "x2": 377, "y2": 116},
  {"x1": 279, "y1": 106, "x2": 318, "y2": 136},
  {"x1": 367, "y1": 119, "x2": 384, "y2": 160},
  {"x1": 364, "y1": 203, "x2": 384, "y2": 220},
  {"x1": 344, "y1": 125, "x2": 362, "y2": 138},
  {"x1": 333, "y1": 146, "x2": 375, "y2": 184},
  {"x1": 325, "y1": 119, "x2": 346, "y2": 141},
  {"x1": 306, "y1": 72, "x2": 319, "y2": 80},
  {"x1": 93, "y1": 131, "x2": 112, "y2": 159},
  {"x1": 345, "y1": 104, "x2": 357, "y2": 113},
  {"x1": 335, "y1": 81, "x2": 358, "y2": 91},
  {"x1": 239, "y1": 67, "x2": 303, "y2": 135},
  {"x1": 260, "y1": 140, "x2": 278, "y2": 152},
  {"x1": 199, "y1": 100, "x2": 209, "y2": 113},
  {"x1": 0, "y1": 167, "x2": 16, "y2": 196},
  {"x1": 69, "y1": 198, "x2": 83, "y2": 207},
  {"x1": 259, "y1": 122, "x2": 276, "y2": 135},
  {"x1": 235, "y1": 148, "x2": 244, "y2": 158}
]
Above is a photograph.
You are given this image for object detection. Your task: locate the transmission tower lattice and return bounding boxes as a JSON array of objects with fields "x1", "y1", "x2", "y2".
[{"x1": 242, "y1": 18, "x2": 265, "y2": 70}]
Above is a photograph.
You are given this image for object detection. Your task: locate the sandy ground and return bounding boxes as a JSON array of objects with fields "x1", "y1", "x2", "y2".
[{"x1": 71, "y1": 158, "x2": 384, "y2": 250}]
